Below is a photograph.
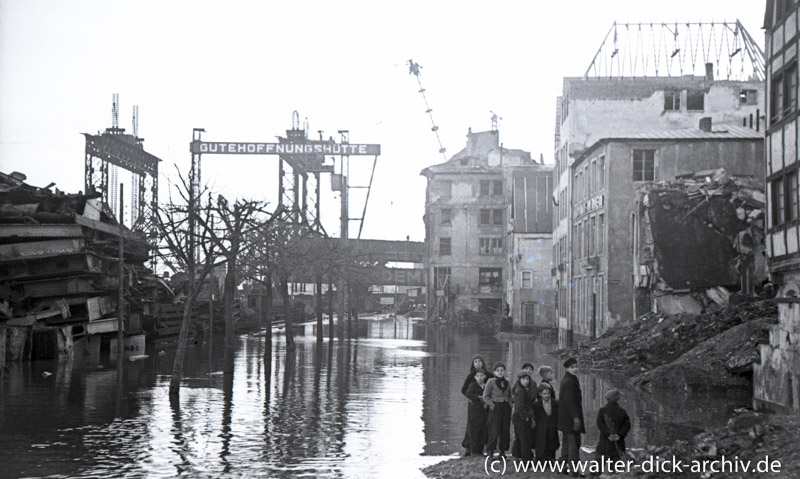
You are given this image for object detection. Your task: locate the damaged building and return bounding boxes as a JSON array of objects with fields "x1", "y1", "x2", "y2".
[
  {"x1": 754, "y1": 0, "x2": 800, "y2": 413},
  {"x1": 421, "y1": 128, "x2": 554, "y2": 326},
  {"x1": 567, "y1": 123, "x2": 764, "y2": 339},
  {"x1": 554, "y1": 50, "x2": 765, "y2": 345},
  {"x1": 633, "y1": 170, "x2": 767, "y2": 316}
]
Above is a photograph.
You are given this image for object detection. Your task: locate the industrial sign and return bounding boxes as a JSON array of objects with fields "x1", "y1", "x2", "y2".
[
  {"x1": 574, "y1": 194, "x2": 604, "y2": 218},
  {"x1": 379, "y1": 297, "x2": 395, "y2": 305},
  {"x1": 191, "y1": 141, "x2": 380, "y2": 156}
]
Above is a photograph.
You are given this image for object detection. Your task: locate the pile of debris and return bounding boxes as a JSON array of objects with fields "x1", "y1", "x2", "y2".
[
  {"x1": 554, "y1": 299, "x2": 777, "y2": 390},
  {"x1": 635, "y1": 169, "x2": 767, "y2": 315},
  {"x1": 0, "y1": 171, "x2": 163, "y2": 363}
]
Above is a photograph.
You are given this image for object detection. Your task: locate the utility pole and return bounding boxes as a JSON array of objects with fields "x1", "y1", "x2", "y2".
[
  {"x1": 117, "y1": 183, "x2": 125, "y2": 361},
  {"x1": 337, "y1": 130, "x2": 349, "y2": 337}
]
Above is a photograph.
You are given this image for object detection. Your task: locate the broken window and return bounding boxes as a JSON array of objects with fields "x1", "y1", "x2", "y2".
[
  {"x1": 687, "y1": 91, "x2": 705, "y2": 111},
  {"x1": 492, "y1": 208, "x2": 504, "y2": 225},
  {"x1": 740, "y1": 89, "x2": 758, "y2": 105},
  {"x1": 632, "y1": 149, "x2": 656, "y2": 182},
  {"x1": 522, "y1": 271, "x2": 532, "y2": 288},
  {"x1": 478, "y1": 268, "x2": 502, "y2": 287},
  {"x1": 480, "y1": 209, "x2": 491, "y2": 225},
  {"x1": 439, "y1": 237, "x2": 451, "y2": 256},
  {"x1": 664, "y1": 91, "x2": 680, "y2": 111},
  {"x1": 479, "y1": 237, "x2": 503, "y2": 255},
  {"x1": 433, "y1": 266, "x2": 451, "y2": 290},
  {"x1": 480, "y1": 180, "x2": 491, "y2": 196},
  {"x1": 440, "y1": 208, "x2": 451, "y2": 225},
  {"x1": 493, "y1": 180, "x2": 503, "y2": 196}
]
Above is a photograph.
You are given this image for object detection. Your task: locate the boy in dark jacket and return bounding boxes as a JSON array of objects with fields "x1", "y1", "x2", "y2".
[
  {"x1": 533, "y1": 384, "x2": 559, "y2": 463},
  {"x1": 511, "y1": 370, "x2": 536, "y2": 462},
  {"x1": 464, "y1": 369, "x2": 489, "y2": 456},
  {"x1": 595, "y1": 389, "x2": 631, "y2": 463},
  {"x1": 558, "y1": 357, "x2": 585, "y2": 476},
  {"x1": 482, "y1": 362, "x2": 512, "y2": 457}
]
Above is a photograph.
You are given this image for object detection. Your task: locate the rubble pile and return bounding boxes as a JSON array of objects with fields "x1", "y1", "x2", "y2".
[
  {"x1": 637, "y1": 169, "x2": 767, "y2": 315},
  {"x1": 554, "y1": 300, "x2": 777, "y2": 389},
  {"x1": 0, "y1": 171, "x2": 164, "y2": 361}
]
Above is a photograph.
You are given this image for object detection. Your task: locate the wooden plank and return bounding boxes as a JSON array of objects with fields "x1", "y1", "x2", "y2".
[
  {"x1": 6, "y1": 316, "x2": 37, "y2": 326},
  {"x1": 21, "y1": 276, "x2": 117, "y2": 298},
  {"x1": 0, "y1": 253, "x2": 105, "y2": 282},
  {"x1": 86, "y1": 318, "x2": 119, "y2": 334},
  {"x1": 0, "y1": 224, "x2": 86, "y2": 239},
  {"x1": 0, "y1": 239, "x2": 85, "y2": 262},
  {"x1": 74, "y1": 214, "x2": 145, "y2": 242}
]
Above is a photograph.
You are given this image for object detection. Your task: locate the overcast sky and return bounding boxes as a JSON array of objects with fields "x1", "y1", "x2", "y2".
[{"x1": 0, "y1": 1, "x2": 767, "y2": 241}]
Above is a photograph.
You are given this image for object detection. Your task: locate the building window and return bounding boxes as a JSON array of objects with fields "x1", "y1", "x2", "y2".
[
  {"x1": 522, "y1": 271, "x2": 532, "y2": 288},
  {"x1": 687, "y1": 91, "x2": 704, "y2": 111},
  {"x1": 492, "y1": 208, "x2": 504, "y2": 225},
  {"x1": 664, "y1": 90, "x2": 680, "y2": 111},
  {"x1": 598, "y1": 155, "x2": 605, "y2": 190},
  {"x1": 440, "y1": 208, "x2": 451, "y2": 225},
  {"x1": 433, "y1": 266, "x2": 451, "y2": 290},
  {"x1": 579, "y1": 221, "x2": 584, "y2": 258},
  {"x1": 478, "y1": 268, "x2": 502, "y2": 287},
  {"x1": 740, "y1": 89, "x2": 758, "y2": 105},
  {"x1": 479, "y1": 179, "x2": 504, "y2": 197},
  {"x1": 439, "y1": 237, "x2": 451, "y2": 256},
  {"x1": 590, "y1": 215, "x2": 596, "y2": 256},
  {"x1": 598, "y1": 214, "x2": 605, "y2": 253},
  {"x1": 772, "y1": 172, "x2": 799, "y2": 226},
  {"x1": 480, "y1": 209, "x2": 491, "y2": 225},
  {"x1": 771, "y1": 63, "x2": 798, "y2": 124},
  {"x1": 632, "y1": 149, "x2": 656, "y2": 182},
  {"x1": 479, "y1": 237, "x2": 503, "y2": 255}
]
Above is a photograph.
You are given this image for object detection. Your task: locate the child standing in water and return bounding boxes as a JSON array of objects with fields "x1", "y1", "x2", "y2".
[
  {"x1": 483, "y1": 362, "x2": 512, "y2": 458},
  {"x1": 464, "y1": 369, "x2": 489, "y2": 456}
]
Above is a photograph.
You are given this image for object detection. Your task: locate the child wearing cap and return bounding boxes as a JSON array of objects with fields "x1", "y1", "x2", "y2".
[
  {"x1": 482, "y1": 362, "x2": 512, "y2": 458},
  {"x1": 595, "y1": 388, "x2": 631, "y2": 463}
]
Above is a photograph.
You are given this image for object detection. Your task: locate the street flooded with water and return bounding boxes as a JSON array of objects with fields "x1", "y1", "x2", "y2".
[{"x1": 0, "y1": 316, "x2": 751, "y2": 478}]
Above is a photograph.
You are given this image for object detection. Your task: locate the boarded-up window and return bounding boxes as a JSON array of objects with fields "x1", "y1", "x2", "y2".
[{"x1": 687, "y1": 91, "x2": 704, "y2": 110}]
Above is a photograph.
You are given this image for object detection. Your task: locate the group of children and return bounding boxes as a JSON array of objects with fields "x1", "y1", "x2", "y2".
[{"x1": 460, "y1": 354, "x2": 630, "y2": 471}]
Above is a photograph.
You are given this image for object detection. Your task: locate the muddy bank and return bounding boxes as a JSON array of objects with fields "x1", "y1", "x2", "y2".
[
  {"x1": 423, "y1": 411, "x2": 799, "y2": 479},
  {"x1": 553, "y1": 300, "x2": 776, "y2": 390}
]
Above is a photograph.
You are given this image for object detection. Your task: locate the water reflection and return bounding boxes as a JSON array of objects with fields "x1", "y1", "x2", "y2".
[{"x1": 0, "y1": 316, "x2": 749, "y2": 478}]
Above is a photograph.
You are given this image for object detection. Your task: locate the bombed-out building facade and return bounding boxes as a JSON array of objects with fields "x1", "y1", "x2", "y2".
[
  {"x1": 568, "y1": 127, "x2": 764, "y2": 339},
  {"x1": 421, "y1": 129, "x2": 554, "y2": 327},
  {"x1": 755, "y1": 0, "x2": 800, "y2": 413},
  {"x1": 554, "y1": 73, "x2": 766, "y2": 344}
]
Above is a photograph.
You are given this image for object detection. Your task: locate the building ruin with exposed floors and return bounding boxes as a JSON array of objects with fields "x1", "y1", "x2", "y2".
[{"x1": 421, "y1": 128, "x2": 554, "y2": 327}]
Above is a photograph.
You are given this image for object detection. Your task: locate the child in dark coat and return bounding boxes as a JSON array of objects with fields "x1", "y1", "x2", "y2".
[
  {"x1": 464, "y1": 369, "x2": 489, "y2": 456},
  {"x1": 482, "y1": 362, "x2": 512, "y2": 457},
  {"x1": 595, "y1": 389, "x2": 631, "y2": 462},
  {"x1": 511, "y1": 370, "x2": 536, "y2": 462},
  {"x1": 461, "y1": 354, "x2": 492, "y2": 455},
  {"x1": 532, "y1": 384, "x2": 560, "y2": 463}
]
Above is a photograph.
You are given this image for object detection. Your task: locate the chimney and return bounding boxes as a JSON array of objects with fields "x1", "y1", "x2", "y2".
[
  {"x1": 699, "y1": 117, "x2": 712, "y2": 132},
  {"x1": 705, "y1": 63, "x2": 714, "y2": 82}
]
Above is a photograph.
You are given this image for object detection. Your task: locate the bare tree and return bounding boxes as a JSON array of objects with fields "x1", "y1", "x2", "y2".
[
  {"x1": 154, "y1": 168, "x2": 222, "y2": 396},
  {"x1": 196, "y1": 195, "x2": 273, "y2": 374}
]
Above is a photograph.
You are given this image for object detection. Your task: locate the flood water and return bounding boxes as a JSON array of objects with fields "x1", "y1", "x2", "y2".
[{"x1": 0, "y1": 316, "x2": 751, "y2": 478}]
